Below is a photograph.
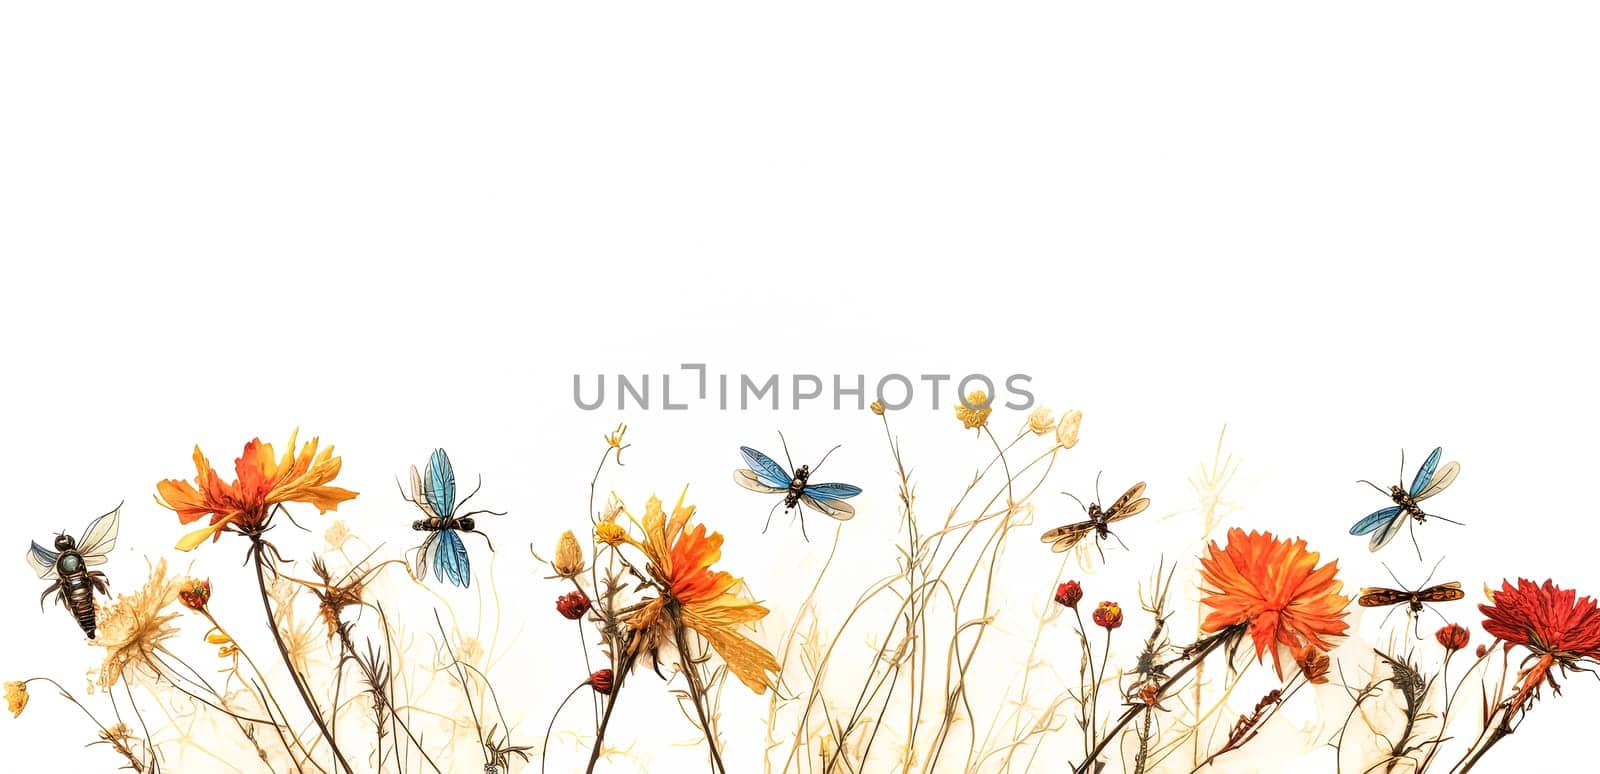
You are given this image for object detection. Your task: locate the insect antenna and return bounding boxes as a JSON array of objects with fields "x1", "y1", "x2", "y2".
[
  {"x1": 811, "y1": 444, "x2": 844, "y2": 474},
  {"x1": 1062, "y1": 491, "x2": 1089, "y2": 514},
  {"x1": 1418, "y1": 556, "x2": 1446, "y2": 589},
  {"x1": 1094, "y1": 470, "x2": 1104, "y2": 506},
  {"x1": 1381, "y1": 562, "x2": 1409, "y2": 591},
  {"x1": 459, "y1": 508, "x2": 508, "y2": 519},
  {"x1": 1356, "y1": 479, "x2": 1390, "y2": 496},
  {"x1": 777, "y1": 430, "x2": 797, "y2": 472},
  {"x1": 1398, "y1": 448, "x2": 1407, "y2": 486}
]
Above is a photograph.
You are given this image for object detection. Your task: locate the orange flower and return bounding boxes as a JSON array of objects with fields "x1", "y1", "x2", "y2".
[
  {"x1": 157, "y1": 430, "x2": 357, "y2": 550},
  {"x1": 1198, "y1": 528, "x2": 1350, "y2": 678},
  {"x1": 627, "y1": 489, "x2": 780, "y2": 693},
  {"x1": 1292, "y1": 643, "x2": 1331, "y2": 684}
]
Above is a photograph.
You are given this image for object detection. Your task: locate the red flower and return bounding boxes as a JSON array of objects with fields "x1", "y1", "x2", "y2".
[
  {"x1": 588, "y1": 668, "x2": 614, "y2": 695},
  {"x1": 556, "y1": 590, "x2": 591, "y2": 620},
  {"x1": 1480, "y1": 579, "x2": 1600, "y2": 660},
  {"x1": 178, "y1": 579, "x2": 212, "y2": 612},
  {"x1": 1479, "y1": 579, "x2": 1600, "y2": 719},
  {"x1": 1055, "y1": 581, "x2": 1083, "y2": 609},
  {"x1": 1092, "y1": 601, "x2": 1123, "y2": 630},
  {"x1": 1435, "y1": 623, "x2": 1470, "y2": 652}
]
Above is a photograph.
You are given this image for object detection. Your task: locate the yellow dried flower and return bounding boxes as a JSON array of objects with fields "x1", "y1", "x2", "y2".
[
  {"x1": 553, "y1": 530, "x2": 586, "y2": 579},
  {"x1": 1056, "y1": 409, "x2": 1082, "y2": 449},
  {"x1": 5, "y1": 681, "x2": 27, "y2": 717},
  {"x1": 596, "y1": 521, "x2": 628, "y2": 547},
  {"x1": 1027, "y1": 407, "x2": 1054, "y2": 436},
  {"x1": 954, "y1": 391, "x2": 992, "y2": 431},
  {"x1": 870, "y1": 400, "x2": 886, "y2": 416},
  {"x1": 604, "y1": 422, "x2": 630, "y2": 464}
]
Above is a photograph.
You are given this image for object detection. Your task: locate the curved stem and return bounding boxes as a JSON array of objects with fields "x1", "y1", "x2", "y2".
[
  {"x1": 251, "y1": 538, "x2": 355, "y2": 774},
  {"x1": 543, "y1": 682, "x2": 586, "y2": 774}
]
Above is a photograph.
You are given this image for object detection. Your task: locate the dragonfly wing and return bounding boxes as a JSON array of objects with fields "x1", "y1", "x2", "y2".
[
  {"x1": 1350, "y1": 506, "x2": 1403, "y2": 535},
  {"x1": 409, "y1": 465, "x2": 439, "y2": 518},
  {"x1": 1420, "y1": 583, "x2": 1466, "y2": 602},
  {"x1": 77, "y1": 504, "x2": 121, "y2": 560},
  {"x1": 1041, "y1": 522, "x2": 1093, "y2": 552},
  {"x1": 740, "y1": 447, "x2": 792, "y2": 488},
  {"x1": 803, "y1": 483, "x2": 862, "y2": 501},
  {"x1": 435, "y1": 529, "x2": 471, "y2": 588},
  {"x1": 426, "y1": 449, "x2": 457, "y2": 517},
  {"x1": 1358, "y1": 587, "x2": 1407, "y2": 607},
  {"x1": 412, "y1": 533, "x2": 438, "y2": 582},
  {"x1": 1415, "y1": 460, "x2": 1459, "y2": 502},
  {"x1": 800, "y1": 494, "x2": 855, "y2": 521},
  {"x1": 1367, "y1": 513, "x2": 1407, "y2": 551},
  {"x1": 1409, "y1": 447, "x2": 1443, "y2": 497},
  {"x1": 27, "y1": 542, "x2": 60, "y2": 580},
  {"x1": 1108, "y1": 498, "x2": 1150, "y2": 522},
  {"x1": 734, "y1": 469, "x2": 786, "y2": 494}
]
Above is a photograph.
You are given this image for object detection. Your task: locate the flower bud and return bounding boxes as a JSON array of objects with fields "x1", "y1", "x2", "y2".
[
  {"x1": 557, "y1": 590, "x2": 591, "y2": 620},
  {"x1": 1092, "y1": 601, "x2": 1123, "y2": 630},
  {"x1": 1054, "y1": 581, "x2": 1083, "y2": 610},
  {"x1": 1435, "y1": 623, "x2": 1470, "y2": 652},
  {"x1": 588, "y1": 668, "x2": 614, "y2": 695},
  {"x1": 552, "y1": 531, "x2": 585, "y2": 579}
]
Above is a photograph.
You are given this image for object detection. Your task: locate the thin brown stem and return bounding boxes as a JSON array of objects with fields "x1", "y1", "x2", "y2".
[
  {"x1": 1075, "y1": 626, "x2": 1239, "y2": 774},
  {"x1": 250, "y1": 538, "x2": 354, "y2": 774}
]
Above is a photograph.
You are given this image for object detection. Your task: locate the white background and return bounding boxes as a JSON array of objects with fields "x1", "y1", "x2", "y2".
[{"x1": 2, "y1": 3, "x2": 1597, "y2": 772}]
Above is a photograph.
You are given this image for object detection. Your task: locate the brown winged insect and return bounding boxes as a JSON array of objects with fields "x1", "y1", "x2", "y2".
[
  {"x1": 1040, "y1": 474, "x2": 1150, "y2": 561},
  {"x1": 1358, "y1": 558, "x2": 1466, "y2": 639}
]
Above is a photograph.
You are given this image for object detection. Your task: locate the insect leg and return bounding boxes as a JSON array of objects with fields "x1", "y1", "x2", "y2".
[
  {"x1": 1108, "y1": 529, "x2": 1131, "y2": 553},
  {"x1": 1408, "y1": 519, "x2": 1423, "y2": 563},
  {"x1": 1379, "y1": 604, "x2": 1402, "y2": 630},
  {"x1": 762, "y1": 500, "x2": 781, "y2": 534},
  {"x1": 798, "y1": 510, "x2": 810, "y2": 543},
  {"x1": 39, "y1": 581, "x2": 60, "y2": 610},
  {"x1": 468, "y1": 529, "x2": 497, "y2": 553},
  {"x1": 1429, "y1": 513, "x2": 1466, "y2": 526}
]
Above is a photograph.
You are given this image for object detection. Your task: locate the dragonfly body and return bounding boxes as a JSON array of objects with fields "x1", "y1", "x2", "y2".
[
  {"x1": 1350, "y1": 446, "x2": 1461, "y2": 555},
  {"x1": 27, "y1": 505, "x2": 119, "y2": 638},
  {"x1": 402, "y1": 449, "x2": 502, "y2": 588},
  {"x1": 734, "y1": 437, "x2": 861, "y2": 539}
]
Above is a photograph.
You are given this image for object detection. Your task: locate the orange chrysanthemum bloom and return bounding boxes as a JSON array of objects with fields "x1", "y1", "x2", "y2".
[
  {"x1": 1198, "y1": 528, "x2": 1350, "y2": 678},
  {"x1": 156, "y1": 430, "x2": 358, "y2": 551},
  {"x1": 625, "y1": 490, "x2": 780, "y2": 694}
]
